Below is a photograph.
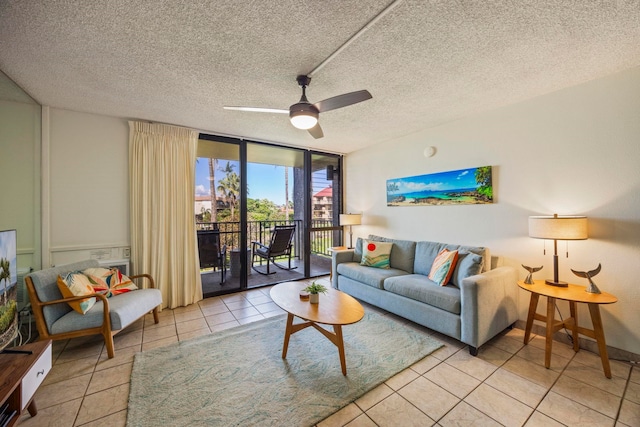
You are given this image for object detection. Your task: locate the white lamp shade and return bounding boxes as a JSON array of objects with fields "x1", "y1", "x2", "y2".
[
  {"x1": 340, "y1": 213, "x2": 362, "y2": 226},
  {"x1": 290, "y1": 114, "x2": 318, "y2": 129},
  {"x1": 528, "y1": 215, "x2": 588, "y2": 240}
]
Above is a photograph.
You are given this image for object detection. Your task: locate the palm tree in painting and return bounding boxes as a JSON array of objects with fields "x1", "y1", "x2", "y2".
[
  {"x1": 0, "y1": 258, "x2": 10, "y2": 304},
  {"x1": 474, "y1": 166, "x2": 493, "y2": 201}
]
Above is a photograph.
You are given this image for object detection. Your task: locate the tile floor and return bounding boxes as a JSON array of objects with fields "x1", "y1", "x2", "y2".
[{"x1": 18, "y1": 276, "x2": 640, "y2": 427}]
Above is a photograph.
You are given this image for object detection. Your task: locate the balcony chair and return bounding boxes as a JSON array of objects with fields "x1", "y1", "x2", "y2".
[
  {"x1": 197, "y1": 229, "x2": 227, "y2": 284},
  {"x1": 251, "y1": 225, "x2": 297, "y2": 275},
  {"x1": 24, "y1": 259, "x2": 162, "y2": 359}
]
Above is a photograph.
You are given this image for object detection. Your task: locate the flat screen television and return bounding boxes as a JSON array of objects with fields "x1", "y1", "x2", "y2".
[{"x1": 0, "y1": 229, "x2": 18, "y2": 351}]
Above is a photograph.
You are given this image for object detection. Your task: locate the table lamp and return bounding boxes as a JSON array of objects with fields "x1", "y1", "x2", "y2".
[
  {"x1": 340, "y1": 213, "x2": 361, "y2": 249},
  {"x1": 528, "y1": 214, "x2": 588, "y2": 287}
]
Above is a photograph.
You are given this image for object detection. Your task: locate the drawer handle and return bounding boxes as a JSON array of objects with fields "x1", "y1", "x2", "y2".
[{"x1": 37, "y1": 369, "x2": 45, "y2": 377}]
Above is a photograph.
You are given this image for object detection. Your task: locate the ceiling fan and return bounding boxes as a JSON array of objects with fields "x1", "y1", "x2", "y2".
[{"x1": 223, "y1": 75, "x2": 372, "y2": 139}]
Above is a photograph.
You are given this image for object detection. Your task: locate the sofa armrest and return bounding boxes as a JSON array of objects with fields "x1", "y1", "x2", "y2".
[
  {"x1": 332, "y1": 249, "x2": 355, "y2": 288},
  {"x1": 460, "y1": 266, "x2": 518, "y2": 349}
]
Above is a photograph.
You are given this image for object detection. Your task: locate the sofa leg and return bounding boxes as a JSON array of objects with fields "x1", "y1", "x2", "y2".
[
  {"x1": 468, "y1": 346, "x2": 478, "y2": 356},
  {"x1": 153, "y1": 306, "x2": 160, "y2": 324}
]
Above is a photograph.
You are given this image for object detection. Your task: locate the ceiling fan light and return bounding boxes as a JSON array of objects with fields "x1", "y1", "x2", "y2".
[
  {"x1": 289, "y1": 103, "x2": 319, "y2": 129},
  {"x1": 290, "y1": 113, "x2": 318, "y2": 129}
]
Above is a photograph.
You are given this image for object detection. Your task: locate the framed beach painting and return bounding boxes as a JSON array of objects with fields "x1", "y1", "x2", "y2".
[{"x1": 387, "y1": 166, "x2": 493, "y2": 207}]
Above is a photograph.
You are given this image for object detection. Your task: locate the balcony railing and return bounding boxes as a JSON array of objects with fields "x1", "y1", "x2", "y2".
[{"x1": 195, "y1": 219, "x2": 339, "y2": 259}]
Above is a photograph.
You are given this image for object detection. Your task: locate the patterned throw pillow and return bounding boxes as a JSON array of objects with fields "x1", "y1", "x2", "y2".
[
  {"x1": 428, "y1": 249, "x2": 459, "y2": 286},
  {"x1": 83, "y1": 267, "x2": 137, "y2": 297},
  {"x1": 360, "y1": 240, "x2": 393, "y2": 269},
  {"x1": 56, "y1": 272, "x2": 97, "y2": 314}
]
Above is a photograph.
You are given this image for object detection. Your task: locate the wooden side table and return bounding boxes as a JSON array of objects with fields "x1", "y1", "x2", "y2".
[{"x1": 518, "y1": 280, "x2": 617, "y2": 378}]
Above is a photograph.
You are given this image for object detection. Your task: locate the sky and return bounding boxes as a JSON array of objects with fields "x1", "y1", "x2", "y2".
[
  {"x1": 387, "y1": 167, "x2": 484, "y2": 194},
  {"x1": 195, "y1": 159, "x2": 292, "y2": 205}
]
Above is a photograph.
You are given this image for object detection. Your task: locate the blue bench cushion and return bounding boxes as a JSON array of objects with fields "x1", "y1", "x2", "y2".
[
  {"x1": 336, "y1": 262, "x2": 408, "y2": 289},
  {"x1": 50, "y1": 288, "x2": 162, "y2": 334},
  {"x1": 383, "y1": 274, "x2": 461, "y2": 314}
]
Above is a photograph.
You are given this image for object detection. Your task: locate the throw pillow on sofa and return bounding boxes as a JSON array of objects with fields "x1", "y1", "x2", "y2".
[
  {"x1": 361, "y1": 240, "x2": 393, "y2": 269},
  {"x1": 84, "y1": 267, "x2": 138, "y2": 297},
  {"x1": 428, "y1": 249, "x2": 459, "y2": 285},
  {"x1": 451, "y1": 251, "x2": 484, "y2": 287},
  {"x1": 57, "y1": 272, "x2": 97, "y2": 314}
]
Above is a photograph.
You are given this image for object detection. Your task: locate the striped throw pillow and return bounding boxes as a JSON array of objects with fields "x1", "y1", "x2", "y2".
[{"x1": 428, "y1": 249, "x2": 459, "y2": 286}]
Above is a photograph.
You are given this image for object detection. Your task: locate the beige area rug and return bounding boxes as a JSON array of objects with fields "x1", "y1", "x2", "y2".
[{"x1": 127, "y1": 312, "x2": 442, "y2": 427}]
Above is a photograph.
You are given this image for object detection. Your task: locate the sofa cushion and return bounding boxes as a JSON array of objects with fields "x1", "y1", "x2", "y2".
[
  {"x1": 50, "y1": 288, "x2": 162, "y2": 334},
  {"x1": 337, "y1": 262, "x2": 408, "y2": 289},
  {"x1": 367, "y1": 235, "x2": 417, "y2": 273},
  {"x1": 361, "y1": 240, "x2": 393, "y2": 269},
  {"x1": 383, "y1": 274, "x2": 461, "y2": 314},
  {"x1": 353, "y1": 238, "x2": 364, "y2": 263},
  {"x1": 415, "y1": 241, "x2": 489, "y2": 276},
  {"x1": 428, "y1": 249, "x2": 459, "y2": 286},
  {"x1": 452, "y1": 251, "x2": 484, "y2": 287},
  {"x1": 414, "y1": 241, "x2": 446, "y2": 276},
  {"x1": 443, "y1": 243, "x2": 489, "y2": 273}
]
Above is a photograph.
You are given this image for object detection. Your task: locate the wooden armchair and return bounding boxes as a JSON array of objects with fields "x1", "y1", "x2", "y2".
[
  {"x1": 251, "y1": 225, "x2": 297, "y2": 275},
  {"x1": 25, "y1": 260, "x2": 162, "y2": 358}
]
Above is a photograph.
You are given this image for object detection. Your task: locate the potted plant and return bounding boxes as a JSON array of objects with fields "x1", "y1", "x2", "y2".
[{"x1": 303, "y1": 282, "x2": 328, "y2": 304}]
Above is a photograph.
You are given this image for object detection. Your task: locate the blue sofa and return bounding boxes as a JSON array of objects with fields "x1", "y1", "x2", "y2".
[{"x1": 332, "y1": 235, "x2": 518, "y2": 355}]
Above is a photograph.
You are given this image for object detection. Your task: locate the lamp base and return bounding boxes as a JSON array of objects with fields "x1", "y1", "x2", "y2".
[{"x1": 545, "y1": 279, "x2": 568, "y2": 287}]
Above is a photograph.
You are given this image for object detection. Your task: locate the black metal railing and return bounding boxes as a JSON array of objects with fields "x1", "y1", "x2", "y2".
[{"x1": 196, "y1": 219, "x2": 340, "y2": 259}]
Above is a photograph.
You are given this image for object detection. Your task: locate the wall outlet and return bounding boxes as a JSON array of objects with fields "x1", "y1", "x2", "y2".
[{"x1": 123, "y1": 247, "x2": 131, "y2": 258}]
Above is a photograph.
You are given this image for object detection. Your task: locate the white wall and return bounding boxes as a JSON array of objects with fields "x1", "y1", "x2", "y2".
[
  {"x1": 0, "y1": 99, "x2": 41, "y2": 271},
  {"x1": 345, "y1": 66, "x2": 640, "y2": 355},
  {"x1": 46, "y1": 109, "x2": 130, "y2": 266}
]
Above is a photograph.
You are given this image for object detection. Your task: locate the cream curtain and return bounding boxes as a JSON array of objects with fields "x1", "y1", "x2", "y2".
[{"x1": 129, "y1": 121, "x2": 203, "y2": 309}]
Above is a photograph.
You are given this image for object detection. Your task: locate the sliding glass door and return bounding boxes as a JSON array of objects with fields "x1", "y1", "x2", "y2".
[
  {"x1": 195, "y1": 136, "x2": 342, "y2": 296},
  {"x1": 246, "y1": 143, "x2": 305, "y2": 287},
  {"x1": 309, "y1": 153, "x2": 342, "y2": 276},
  {"x1": 196, "y1": 137, "x2": 243, "y2": 297}
]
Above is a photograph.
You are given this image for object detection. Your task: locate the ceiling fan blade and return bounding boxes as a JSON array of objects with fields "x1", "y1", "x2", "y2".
[
  {"x1": 223, "y1": 106, "x2": 289, "y2": 114},
  {"x1": 314, "y1": 90, "x2": 372, "y2": 113},
  {"x1": 308, "y1": 123, "x2": 324, "y2": 139}
]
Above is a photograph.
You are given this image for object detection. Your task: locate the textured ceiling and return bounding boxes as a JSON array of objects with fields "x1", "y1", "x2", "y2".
[{"x1": 1, "y1": 0, "x2": 640, "y2": 153}]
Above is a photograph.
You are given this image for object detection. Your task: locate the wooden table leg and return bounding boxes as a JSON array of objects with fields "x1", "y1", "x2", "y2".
[
  {"x1": 27, "y1": 399, "x2": 38, "y2": 417},
  {"x1": 524, "y1": 292, "x2": 539, "y2": 344},
  {"x1": 588, "y1": 303, "x2": 612, "y2": 379},
  {"x1": 334, "y1": 325, "x2": 347, "y2": 376},
  {"x1": 545, "y1": 297, "x2": 556, "y2": 369},
  {"x1": 569, "y1": 301, "x2": 580, "y2": 352},
  {"x1": 282, "y1": 313, "x2": 294, "y2": 359}
]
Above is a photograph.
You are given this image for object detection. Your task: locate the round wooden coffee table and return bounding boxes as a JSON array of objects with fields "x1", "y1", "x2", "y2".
[{"x1": 270, "y1": 281, "x2": 364, "y2": 375}]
